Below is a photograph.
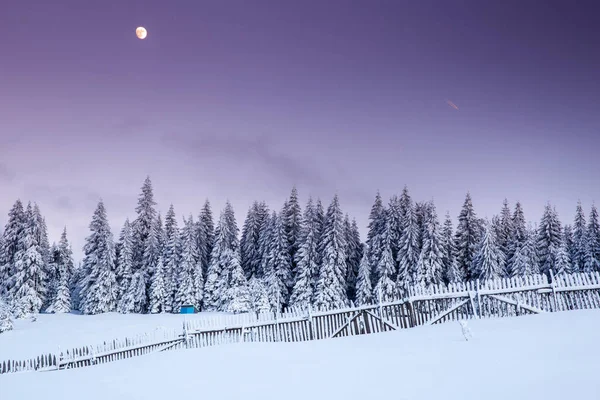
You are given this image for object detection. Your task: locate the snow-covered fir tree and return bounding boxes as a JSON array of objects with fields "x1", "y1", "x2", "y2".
[
  {"x1": 572, "y1": 201, "x2": 587, "y2": 273},
  {"x1": 118, "y1": 269, "x2": 147, "y2": 314},
  {"x1": 314, "y1": 195, "x2": 348, "y2": 310},
  {"x1": 282, "y1": 187, "x2": 302, "y2": 283},
  {"x1": 536, "y1": 204, "x2": 562, "y2": 276},
  {"x1": 472, "y1": 220, "x2": 504, "y2": 280},
  {"x1": 0, "y1": 296, "x2": 13, "y2": 333},
  {"x1": 204, "y1": 202, "x2": 240, "y2": 311},
  {"x1": 355, "y1": 245, "x2": 373, "y2": 305},
  {"x1": 506, "y1": 201, "x2": 527, "y2": 277},
  {"x1": 224, "y1": 251, "x2": 251, "y2": 313},
  {"x1": 497, "y1": 199, "x2": 513, "y2": 275},
  {"x1": 510, "y1": 225, "x2": 539, "y2": 276},
  {"x1": 132, "y1": 177, "x2": 158, "y2": 287},
  {"x1": 563, "y1": 224, "x2": 575, "y2": 268},
  {"x1": 163, "y1": 205, "x2": 181, "y2": 312},
  {"x1": 115, "y1": 220, "x2": 135, "y2": 310},
  {"x1": 47, "y1": 228, "x2": 73, "y2": 313},
  {"x1": 344, "y1": 217, "x2": 362, "y2": 302},
  {"x1": 454, "y1": 193, "x2": 482, "y2": 281},
  {"x1": 0, "y1": 200, "x2": 26, "y2": 298},
  {"x1": 174, "y1": 217, "x2": 203, "y2": 310},
  {"x1": 241, "y1": 201, "x2": 266, "y2": 280},
  {"x1": 264, "y1": 211, "x2": 292, "y2": 311},
  {"x1": 584, "y1": 205, "x2": 600, "y2": 273},
  {"x1": 198, "y1": 199, "x2": 215, "y2": 272},
  {"x1": 366, "y1": 192, "x2": 386, "y2": 283},
  {"x1": 33, "y1": 205, "x2": 51, "y2": 287},
  {"x1": 387, "y1": 195, "x2": 403, "y2": 265},
  {"x1": 248, "y1": 277, "x2": 271, "y2": 313},
  {"x1": 257, "y1": 211, "x2": 275, "y2": 280},
  {"x1": 396, "y1": 202, "x2": 419, "y2": 294},
  {"x1": 553, "y1": 228, "x2": 572, "y2": 276},
  {"x1": 417, "y1": 202, "x2": 445, "y2": 286},
  {"x1": 289, "y1": 198, "x2": 320, "y2": 309},
  {"x1": 141, "y1": 216, "x2": 162, "y2": 299},
  {"x1": 373, "y1": 222, "x2": 397, "y2": 302},
  {"x1": 11, "y1": 203, "x2": 47, "y2": 316},
  {"x1": 149, "y1": 255, "x2": 168, "y2": 313},
  {"x1": 80, "y1": 201, "x2": 118, "y2": 315},
  {"x1": 414, "y1": 201, "x2": 430, "y2": 254},
  {"x1": 442, "y1": 212, "x2": 463, "y2": 283}
]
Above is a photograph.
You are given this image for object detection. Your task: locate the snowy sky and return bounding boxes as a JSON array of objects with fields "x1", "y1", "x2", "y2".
[{"x1": 1, "y1": 0, "x2": 599, "y2": 260}]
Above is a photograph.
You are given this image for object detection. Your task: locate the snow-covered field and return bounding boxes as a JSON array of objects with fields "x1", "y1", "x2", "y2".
[
  {"x1": 0, "y1": 311, "x2": 227, "y2": 360},
  {"x1": 1, "y1": 310, "x2": 599, "y2": 399}
]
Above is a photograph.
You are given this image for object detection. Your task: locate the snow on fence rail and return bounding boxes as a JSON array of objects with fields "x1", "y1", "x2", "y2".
[{"x1": 2, "y1": 271, "x2": 600, "y2": 375}]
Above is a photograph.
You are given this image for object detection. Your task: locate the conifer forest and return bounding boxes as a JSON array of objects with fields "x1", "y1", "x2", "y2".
[{"x1": 1, "y1": 177, "x2": 599, "y2": 317}]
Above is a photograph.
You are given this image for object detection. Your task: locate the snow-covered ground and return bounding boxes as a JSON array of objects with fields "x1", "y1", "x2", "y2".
[
  {"x1": 1, "y1": 310, "x2": 599, "y2": 400},
  {"x1": 0, "y1": 311, "x2": 227, "y2": 360}
]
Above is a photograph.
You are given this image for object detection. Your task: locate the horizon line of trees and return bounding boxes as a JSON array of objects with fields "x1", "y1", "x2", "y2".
[{"x1": 1, "y1": 177, "x2": 600, "y2": 319}]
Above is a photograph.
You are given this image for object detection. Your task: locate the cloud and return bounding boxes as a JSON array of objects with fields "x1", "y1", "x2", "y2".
[
  {"x1": 162, "y1": 132, "x2": 328, "y2": 187},
  {"x1": 22, "y1": 184, "x2": 104, "y2": 212},
  {"x1": 0, "y1": 163, "x2": 16, "y2": 182}
]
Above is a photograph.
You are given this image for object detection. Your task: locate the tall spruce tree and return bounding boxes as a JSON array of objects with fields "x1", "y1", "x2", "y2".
[
  {"x1": 132, "y1": 177, "x2": 158, "y2": 289},
  {"x1": 536, "y1": 204, "x2": 562, "y2": 276},
  {"x1": 1, "y1": 200, "x2": 26, "y2": 298},
  {"x1": 510, "y1": 225, "x2": 539, "y2": 277},
  {"x1": 454, "y1": 193, "x2": 482, "y2": 281},
  {"x1": 289, "y1": 198, "x2": 320, "y2": 309},
  {"x1": 175, "y1": 217, "x2": 201, "y2": 310},
  {"x1": 198, "y1": 200, "x2": 215, "y2": 272},
  {"x1": 366, "y1": 192, "x2": 386, "y2": 284},
  {"x1": 12, "y1": 203, "x2": 47, "y2": 316},
  {"x1": 162, "y1": 205, "x2": 180, "y2": 312},
  {"x1": 241, "y1": 202, "x2": 265, "y2": 280},
  {"x1": 314, "y1": 195, "x2": 348, "y2": 310},
  {"x1": 396, "y1": 202, "x2": 419, "y2": 294},
  {"x1": 264, "y1": 212, "x2": 292, "y2": 311},
  {"x1": 257, "y1": 211, "x2": 276, "y2": 280},
  {"x1": 387, "y1": 195, "x2": 403, "y2": 265},
  {"x1": 506, "y1": 201, "x2": 527, "y2": 277},
  {"x1": 355, "y1": 245, "x2": 373, "y2": 305},
  {"x1": 572, "y1": 201, "x2": 587, "y2": 273},
  {"x1": 584, "y1": 205, "x2": 600, "y2": 273},
  {"x1": 47, "y1": 229, "x2": 74, "y2": 313},
  {"x1": 115, "y1": 220, "x2": 134, "y2": 308},
  {"x1": 80, "y1": 201, "x2": 118, "y2": 315},
  {"x1": 473, "y1": 220, "x2": 504, "y2": 281},
  {"x1": 442, "y1": 212, "x2": 463, "y2": 283},
  {"x1": 204, "y1": 202, "x2": 239, "y2": 311},
  {"x1": 497, "y1": 199, "x2": 512, "y2": 275},
  {"x1": 282, "y1": 187, "x2": 302, "y2": 283},
  {"x1": 417, "y1": 202, "x2": 445, "y2": 286},
  {"x1": 554, "y1": 228, "x2": 572, "y2": 276},
  {"x1": 141, "y1": 216, "x2": 162, "y2": 300},
  {"x1": 149, "y1": 255, "x2": 168, "y2": 313},
  {"x1": 373, "y1": 222, "x2": 397, "y2": 302},
  {"x1": 345, "y1": 218, "x2": 362, "y2": 302},
  {"x1": 224, "y1": 249, "x2": 250, "y2": 313}
]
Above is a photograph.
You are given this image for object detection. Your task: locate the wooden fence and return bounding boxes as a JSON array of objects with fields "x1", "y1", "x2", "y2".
[{"x1": 2, "y1": 271, "x2": 600, "y2": 375}]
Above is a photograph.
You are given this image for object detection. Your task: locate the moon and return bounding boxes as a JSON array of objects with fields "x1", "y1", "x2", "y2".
[{"x1": 136, "y1": 27, "x2": 147, "y2": 39}]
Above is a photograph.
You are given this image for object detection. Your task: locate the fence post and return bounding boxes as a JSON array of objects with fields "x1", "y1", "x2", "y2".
[
  {"x1": 475, "y1": 280, "x2": 482, "y2": 318},
  {"x1": 182, "y1": 320, "x2": 189, "y2": 348},
  {"x1": 377, "y1": 285, "x2": 383, "y2": 319},
  {"x1": 549, "y1": 269, "x2": 558, "y2": 312},
  {"x1": 307, "y1": 305, "x2": 315, "y2": 340}
]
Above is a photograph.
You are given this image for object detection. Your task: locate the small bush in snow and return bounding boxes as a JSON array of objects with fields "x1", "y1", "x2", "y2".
[
  {"x1": 0, "y1": 298, "x2": 14, "y2": 333},
  {"x1": 459, "y1": 320, "x2": 472, "y2": 341}
]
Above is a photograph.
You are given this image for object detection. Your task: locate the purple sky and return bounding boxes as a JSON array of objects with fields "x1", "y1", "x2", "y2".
[{"x1": 1, "y1": 0, "x2": 599, "y2": 260}]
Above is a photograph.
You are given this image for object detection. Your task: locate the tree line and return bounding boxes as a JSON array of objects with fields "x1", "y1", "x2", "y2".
[{"x1": 1, "y1": 177, "x2": 599, "y2": 318}]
